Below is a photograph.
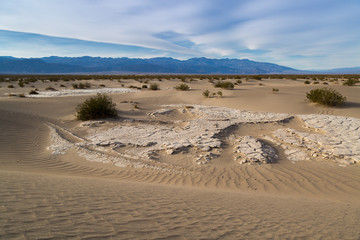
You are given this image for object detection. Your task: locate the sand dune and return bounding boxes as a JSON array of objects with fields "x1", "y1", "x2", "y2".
[{"x1": 0, "y1": 77, "x2": 359, "y2": 239}]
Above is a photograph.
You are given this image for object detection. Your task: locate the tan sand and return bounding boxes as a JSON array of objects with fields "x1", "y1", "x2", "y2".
[{"x1": 0, "y1": 77, "x2": 360, "y2": 239}]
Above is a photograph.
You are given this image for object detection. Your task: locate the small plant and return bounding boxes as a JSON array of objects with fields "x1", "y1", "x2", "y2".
[
  {"x1": 304, "y1": 80, "x2": 311, "y2": 84},
  {"x1": 18, "y1": 93, "x2": 26, "y2": 98},
  {"x1": 149, "y1": 83, "x2": 159, "y2": 90},
  {"x1": 217, "y1": 91, "x2": 223, "y2": 98},
  {"x1": 100, "y1": 84, "x2": 106, "y2": 87},
  {"x1": 18, "y1": 81, "x2": 24, "y2": 88},
  {"x1": 214, "y1": 81, "x2": 234, "y2": 90},
  {"x1": 203, "y1": 89, "x2": 210, "y2": 98},
  {"x1": 45, "y1": 86, "x2": 57, "y2": 91},
  {"x1": 313, "y1": 81, "x2": 319, "y2": 84},
  {"x1": 236, "y1": 80, "x2": 242, "y2": 84},
  {"x1": 306, "y1": 87, "x2": 346, "y2": 106},
  {"x1": 75, "y1": 93, "x2": 117, "y2": 121},
  {"x1": 343, "y1": 78, "x2": 359, "y2": 86},
  {"x1": 60, "y1": 84, "x2": 66, "y2": 88},
  {"x1": 142, "y1": 85, "x2": 148, "y2": 89},
  {"x1": 29, "y1": 90, "x2": 39, "y2": 95},
  {"x1": 7, "y1": 85, "x2": 14, "y2": 88},
  {"x1": 175, "y1": 83, "x2": 190, "y2": 91},
  {"x1": 272, "y1": 88, "x2": 279, "y2": 93},
  {"x1": 72, "y1": 82, "x2": 91, "y2": 89}
]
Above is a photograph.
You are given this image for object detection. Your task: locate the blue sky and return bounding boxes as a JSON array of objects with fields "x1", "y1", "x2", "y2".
[{"x1": 1, "y1": 0, "x2": 360, "y2": 70}]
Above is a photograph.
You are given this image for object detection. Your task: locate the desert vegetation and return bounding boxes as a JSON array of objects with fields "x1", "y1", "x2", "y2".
[
  {"x1": 75, "y1": 94, "x2": 118, "y2": 121},
  {"x1": 214, "y1": 81, "x2": 234, "y2": 90},
  {"x1": 306, "y1": 88, "x2": 346, "y2": 106},
  {"x1": 175, "y1": 83, "x2": 190, "y2": 91}
]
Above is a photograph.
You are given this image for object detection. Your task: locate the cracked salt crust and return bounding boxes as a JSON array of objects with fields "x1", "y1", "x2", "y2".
[{"x1": 48, "y1": 105, "x2": 360, "y2": 168}]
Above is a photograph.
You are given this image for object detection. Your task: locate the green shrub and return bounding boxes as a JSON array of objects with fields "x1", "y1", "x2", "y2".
[
  {"x1": 272, "y1": 88, "x2": 279, "y2": 93},
  {"x1": 217, "y1": 91, "x2": 223, "y2": 98},
  {"x1": 72, "y1": 82, "x2": 91, "y2": 89},
  {"x1": 175, "y1": 83, "x2": 190, "y2": 91},
  {"x1": 203, "y1": 89, "x2": 210, "y2": 98},
  {"x1": 18, "y1": 81, "x2": 24, "y2": 88},
  {"x1": 306, "y1": 88, "x2": 346, "y2": 106},
  {"x1": 304, "y1": 80, "x2": 311, "y2": 84},
  {"x1": 214, "y1": 81, "x2": 234, "y2": 90},
  {"x1": 149, "y1": 83, "x2": 159, "y2": 90},
  {"x1": 75, "y1": 94, "x2": 117, "y2": 121},
  {"x1": 343, "y1": 78, "x2": 359, "y2": 86}
]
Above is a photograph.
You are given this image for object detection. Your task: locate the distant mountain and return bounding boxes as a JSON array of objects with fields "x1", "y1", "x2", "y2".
[
  {"x1": 312, "y1": 67, "x2": 360, "y2": 74},
  {"x1": 0, "y1": 56, "x2": 299, "y2": 74}
]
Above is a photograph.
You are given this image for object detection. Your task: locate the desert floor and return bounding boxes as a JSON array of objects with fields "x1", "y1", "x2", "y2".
[{"x1": 1, "y1": 77, "x2": 360, "y2": 239}]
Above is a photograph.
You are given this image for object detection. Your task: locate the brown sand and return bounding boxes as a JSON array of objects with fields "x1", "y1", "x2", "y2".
[{"x1": 1, "y1": 77, "x2": 360, "y2": 239}]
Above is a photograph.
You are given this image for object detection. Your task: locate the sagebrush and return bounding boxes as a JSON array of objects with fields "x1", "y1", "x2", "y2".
[
  {"x1": 76, "y1": 94, "x2": 117, "y2": 121},
  {"x1": 306, "y1": 88, "x2": 346, "y2": 106}
]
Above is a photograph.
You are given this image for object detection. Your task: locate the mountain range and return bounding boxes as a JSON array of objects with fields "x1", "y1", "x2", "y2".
[{"x1": 0, "y1": 56, "x2": 359, "y2": 74}]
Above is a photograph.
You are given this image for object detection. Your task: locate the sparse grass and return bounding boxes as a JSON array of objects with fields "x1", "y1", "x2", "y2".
[
  {"x1": 149, "y1": 83, "x2": 160, "y2": 90},
  {"x1": 306, "y1": 87, "x2": 346, "y2": 106},
  {"x1": 175, "y1": 83, "x2": 190, "y2": 91},
  {"x1": 76, "y1": 94, "x2": 117, "y2": 121},
  {"x1": 214, "y1": 81, "x2": 234, "y2": 90}
]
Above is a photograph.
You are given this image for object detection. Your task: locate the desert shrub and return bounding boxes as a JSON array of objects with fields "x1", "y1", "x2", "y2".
[
  {"x1": 7, "y1": 85, "x2": 14, "y2": 88},
  {"x1": 72, "y1": 82, "x2": 91, "y2": 89},
  {"x1": 304, "y1": 80, "x2": 311, "y2": 84},
  {"x1": 203, "y1": 89, "x2": 210, "y2": 98},
  {"x1": 18, "y1": 81, "x2": 24, "y2": 88},
  {"x1": 175, "y1": 83, "x2": 190, "y2": 91},
  {"x1": 100, "y1": 84, "x2": 106, "y2": 87},
  {"x1": 60, "y1": 84, "x2": 66, "y2": 87},
  {"x1": 313, "y1": 81, "x2": 319, "y2": 84},
  {"x1": 75, "y1": 94, "x2": 117, "y2": 121},
  {"x1": 142, "y1": 85, "x2": 148, "y2": 89},
  {"x1": 18, "y1": 93, "x2": 25, "y2": 98},
  {"x1": 306, "y1": 88, "x2": 346, "y2": 106},
  {"x1": 272, "y1": 88, "x2": 279, "y2": 93},
  {"x1": 343, "y1": 78, "x2": 359, "y2": 86},
  {"x1": 45, "y1": 86, "x2": 57, "y2": 91},
  {"x1": 149, "y1": 83, "x2": 159, "y2": 90},
  {"x1": 214, "y1": 81, "x2": 234, "y2": 90},
  {"x1": 217, "y1": 91, "x2": 223, "y2": 98},
  {"x1": 236, "y1": 80, "x2": 242, "y2": 84},
  {"x1": 29, "y1": 90, "x2": 39, "y2": 95}
]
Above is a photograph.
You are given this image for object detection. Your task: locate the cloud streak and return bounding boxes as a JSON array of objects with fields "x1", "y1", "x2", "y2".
[{"x1": 0, "y1": 0, "x2": 359, "y2": 69}]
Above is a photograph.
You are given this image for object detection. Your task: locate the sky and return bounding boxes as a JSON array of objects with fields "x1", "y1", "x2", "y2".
[{"x1": 0, "y1": 0, "x2": 360, "y2": 70}]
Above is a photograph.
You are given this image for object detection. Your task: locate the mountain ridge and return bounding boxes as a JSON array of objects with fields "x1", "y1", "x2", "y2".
[{"x1": 0, "y1": 56, "x2": 299, "y2": 74}]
